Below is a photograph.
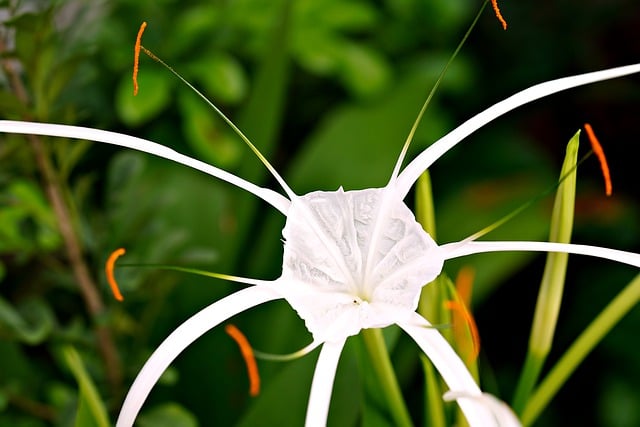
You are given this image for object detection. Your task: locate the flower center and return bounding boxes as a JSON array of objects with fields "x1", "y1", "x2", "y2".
[{"x1": 277, "y1": 187, "x2": 445, "y2": 341}]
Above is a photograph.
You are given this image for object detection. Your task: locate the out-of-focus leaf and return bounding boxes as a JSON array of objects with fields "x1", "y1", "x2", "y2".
[
  {"x1": 598, "y1": 377, "x2": 640, "y2": 427},
  {"x1": 286, "y1": 62, "x2": 455, "y2": 192},
  {"x1": 137, "y1": 403, "x2": 198, "y2": 427},
  {"x1": 61, "y1": 346, "x2": 110, "y2": 427},
  {"x1": 0, "y1": 297, "x2": 55, "y2": 345},
  {"x1": 0, "y1": 92, "x2": 31, "y2": 118},
  {"x1": 337, "y1": 42, "x2": 391, "y2": 97},
  {"x1": 116, "y1": 69, "x2": 172, "y2": 126},
  {"x1": 179, "y1": 92, "x2": 242, "y2": 168},
  {"x1": 0, "y1": 179, "x2": 60, "y2": 253},
  {"x1": 188, "y1": 54, "x2": 248, "y2": 104}
]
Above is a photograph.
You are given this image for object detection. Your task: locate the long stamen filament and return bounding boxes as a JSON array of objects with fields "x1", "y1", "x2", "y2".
[
  {"x1": 253, "y1": 341, "x2": 322, "y2": 362},
  {"x1": 462, "y1": 144, "x2": 591, "y2": 242},
  {"x1": 389, "y1": 1, "x2": 487, "y2": 183},
  {"x1": 118, "y1": 263, "x2": 270, "y2": 287},
  {"x1": 138, "y1": 44, "x2": 296, "y2": 201}
]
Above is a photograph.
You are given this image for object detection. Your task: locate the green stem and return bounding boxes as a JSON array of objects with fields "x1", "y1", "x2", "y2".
[
  {"x1": 421, "y1": 356, "x2": 446, "y2": 427},
  {"x1": 522, "y1": 273, "x2": 640, "y2": 426},
  {"x1": 512, "y1": 351, "x2": 545, "y2": 413},
  {"x1": 362, "y1": 328, "x2": 414, "y2": 427}
]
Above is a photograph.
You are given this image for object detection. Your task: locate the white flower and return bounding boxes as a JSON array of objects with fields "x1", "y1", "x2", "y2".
[{"x1": 2, "y1": 62, "x2": 640, "y2": 427}]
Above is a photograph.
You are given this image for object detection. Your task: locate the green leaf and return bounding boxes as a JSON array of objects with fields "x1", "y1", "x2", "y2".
[
  {"x1": 0, "y1": 297, "x2": 55, "y2": 345},
  {"x1": 188, "y1": 54, "x2": 248, "y2": 104},
  {"x1": 61, "y1": 346, "x2": 110, "y2": 427},
  {"x1": 336, "y1": 42, "x2": 391, "y2": 97},
  {"x1": 116, "y1": 69, "x2": 172, "y2": 126},
  {"x1": 179, "y1": 92, "x2": 242, "y2": 168},
  {"x1": 137, "y1": 403, "x2": 198, "y2": 427}
]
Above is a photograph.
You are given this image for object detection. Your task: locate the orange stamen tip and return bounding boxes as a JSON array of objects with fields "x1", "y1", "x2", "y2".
[
  {"x1": 445, "y1": 300, "x2": 481, "y2": 360},
  {"x1": 491, "y1": 0, "x2": 508, "y2": 30},
  {"x1": 584, "y1": 123, "x2": 613, "y2": 196},
  {"x1": 444, "y1": 266, "x2": 481, "y2": 361},
  {"x1": 106, "y1": 248, "x2": 126, "y2": 301},
  {"x1": 225, "y1": 324, "x2": 260, "y2": 397},
  {"x1": 133, "y1": 21, "x2": 148, "y2": 96}
]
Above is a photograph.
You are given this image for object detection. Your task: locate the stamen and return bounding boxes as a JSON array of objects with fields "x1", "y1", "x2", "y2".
[
  {"x1": 133, "y1": 21, "x2": 147, "y2": 96},
  {"x1": 584, "y1": 123, "x2": 612, "y2": 196},
  {"x1": 225, "y1": 324, "x2": 260, "y2": 396},
  {"x1": 106, "y1": 248, "x2": 126, "y2": 301},
  {"x1": 491, "y1": 0, "x2": 508, "y2": 30},
  {"x1": 444, "y1": 267, "x2": 480, "y2": 360}
]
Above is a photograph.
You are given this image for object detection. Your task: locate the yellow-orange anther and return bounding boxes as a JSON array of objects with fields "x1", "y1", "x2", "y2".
[
  {"x1": 584, "y1": 123, "x2": 612, "y2": 196},
  {"x1": 133, "y1": 22, "x2": 147, "y2": 96},
  {"x1": 225, "y1": 324, "x2": 260, "y2": 397},
  {"x1": 444, "y1": 266, "x2": 480, "y2": 361},
  {"x1": 106, "y1": 248, "x2": 126, "y2": 301},
  {"x1": 491, "y1": 0, "x2": 508, "y2": 30}
]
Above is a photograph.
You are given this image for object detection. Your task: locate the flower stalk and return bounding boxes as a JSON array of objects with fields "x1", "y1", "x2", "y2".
[
  {"x1": 512, "y1": 130, "x2": 580, "y2": 413},
  {"x1": 522, "y1": 272, "x2": 640, "y2": 426},
  {"x1": 361, "y1": 328, "x2": 413, "y2": 427}
]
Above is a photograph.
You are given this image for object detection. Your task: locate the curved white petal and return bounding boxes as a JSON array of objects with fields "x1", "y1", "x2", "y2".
[
  {"x1": 399, "y1": 313, "x2": 520, "y2": 427},
  {"x1": 396, "y1": 63, "x2": 640, "y2": 198},
  {"x1": 0, "y1": 120, "x2": 291, "y2": 214},
  {"x1": 440, "y1": 241, "x2": 640, "y2": 268},
  {"x1": 444, "y1": 391, "x2": 521, "y2": 427},
  {"x1": 116, "y1": 286, "x2": 282, "y2": 427},
  {"x1": 304, "y1": 339, "x2": 347, "y2": 427}
]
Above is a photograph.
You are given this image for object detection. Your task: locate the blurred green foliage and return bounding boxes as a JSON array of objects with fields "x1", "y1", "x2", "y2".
[{"x1": 1, "y1": 0, "x2": 639, "y2": 426}]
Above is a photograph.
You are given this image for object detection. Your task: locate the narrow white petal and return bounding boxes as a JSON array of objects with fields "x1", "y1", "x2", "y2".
[
  {"x1": 399, "y1": 313, "x2": 520, "y2": 427},
  {"x1": 116, "y1": 286, "x2": 281, "y2": 427},
  {"x1": 304, "y1": 339, "x2": 347, "y2": 427},
  {"x1": 396, "y1": 63, "x2": 640, "y2": 198},
  {"x1": 441, "y1": 241, "x2": 640, "y2": 268},
  {"x1": 444, "y1": 391, "x2": 521, "y2": 427},
  {"x1": 0, "y1": 120, "x2": 291, "y2": 214}
]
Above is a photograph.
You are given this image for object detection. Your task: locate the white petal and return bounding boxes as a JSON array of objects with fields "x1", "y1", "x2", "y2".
[
  {"x1": 116, "y1": 286, "x2": 281, "y2": 427},
  {"x1": 399, "y1": 313, "x2": 519, "y2": 427},
  {"x1": 304, "y1": 339, "x2": 347, "y2": 427},
  {"x1": 396, "y1": 63, "x2": 640, "y2": 198},
  {"x1": 444, "y1": 391, "x2": 521, "y2": 427},
  {"x1": 441, "y1": 240, "x2": 640, "y2": 268},
  {"x1": 0, "y1": 120, "x2": 291, "y2": 214}
]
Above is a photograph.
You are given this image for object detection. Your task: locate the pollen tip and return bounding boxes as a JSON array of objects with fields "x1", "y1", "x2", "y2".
[
  {"x1": 584, "y1": 123, "x2": 613, "y2": 196},
  {"x1": 491, "y1": 0, "x2": 508, "y2": 30},
  {"x1": 106, "y1": 248, "x2": 126, "y2": 301},
  {"x1": 226, "y1": 324, "x2": 260, "y2": 396},
  {"x1": 133, "y1": 21, "x2": 148, "y2": 96},
  {"x1": 445, "y1": 267, "x2": 481, "y2": 361}
]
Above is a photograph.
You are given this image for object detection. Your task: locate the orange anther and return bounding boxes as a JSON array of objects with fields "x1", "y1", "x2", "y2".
[
  {"x1": 225, "y1": 324, "x2": 260, "y2": 397},
  {"x1": 491, "y1": 0, "x2": 508, "y2": 30},
  {"x1": 106, "y1": 248, "x2": 126, "y2": 301},
  {"x1": 445, "y1": 266, "x2": 480, "y2": 361},
  {"x1": 133, "y1": 22, "x2": 147, "y2": 96},
  {"x1": 584, "y1": 123, "x2": 612, "y2": 196}
]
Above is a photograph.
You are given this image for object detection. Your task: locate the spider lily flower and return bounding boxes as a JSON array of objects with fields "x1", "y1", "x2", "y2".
[{"x1": 2, "y1": 63, "x2": 640, "y2": 427}]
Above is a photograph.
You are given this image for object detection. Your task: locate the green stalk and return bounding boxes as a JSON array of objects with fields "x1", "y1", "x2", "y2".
[
  {"x1": 420, "y1": 355, "x2": 447, "y2": 427},
  {"x1": 512, "y1": 131, "x2": 579, "y2": 413},
  {"x1": 362, "y1": 328, "x2": 413, "y2": 427},
  {"x1": 522, "y1": 273, "x2": 640, "y2": 426}
]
